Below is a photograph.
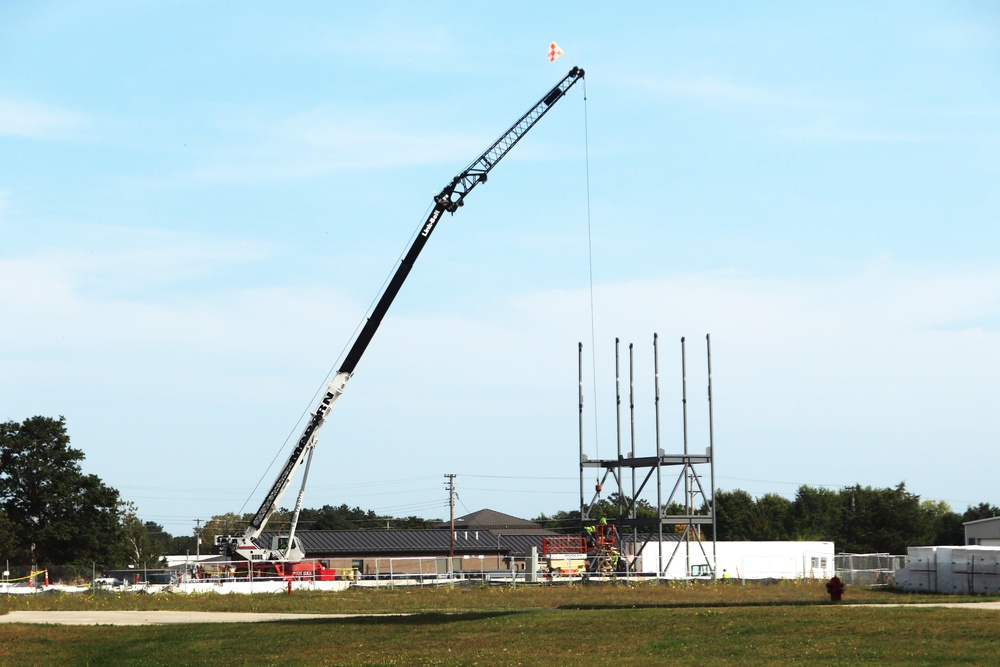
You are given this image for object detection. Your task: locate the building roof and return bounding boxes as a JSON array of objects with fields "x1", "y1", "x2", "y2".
[
  {"x1": 439, "y1": 508, "x2": 549, "y2": 533},
  {"x1": 261, "y1": 527, "x2": 559, "y2": 558},
  {"x1": 963, "y1": 515, "x2": 1000, "y2": 527},
  {"x1": 253, "y1": 509, "x2": 565, "y2": 559}
]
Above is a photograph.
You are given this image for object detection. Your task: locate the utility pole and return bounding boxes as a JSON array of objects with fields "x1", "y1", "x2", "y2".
[
  {"x1": 194, "y1": 519, "x2": 203, "y2": 560},
  {"x1": 444, "y1": 474, "x2": 456, "y2": 569}
]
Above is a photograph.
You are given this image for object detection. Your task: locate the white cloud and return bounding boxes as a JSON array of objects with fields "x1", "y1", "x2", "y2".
[
  {"x1": 924, "y1": 20, "x2": 1000, "y2": 50},
  {"x1": 301, "y1": 261, "x2": 1000, "y2": 516},
  {"x1": 625, "y1": 73, "x2": 818, "y2": 110},
  {"x1": 182, "y1": 104, "x2": 490, "y2": 184},
  {"x1": 4, "y1": 235, "x2": 999, "y2": 526},
  {"x1": 781, "y1": 114, "x2": 930, "y2": 144},
  {"x1": 0, "y1": 98, "x2": 87, "y2": 139},
  {"x1": 0, "y1": 232, "x2": 324, "y2": 376}
]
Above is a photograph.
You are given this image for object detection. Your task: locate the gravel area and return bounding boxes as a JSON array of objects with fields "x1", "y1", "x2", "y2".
[{"x1": 0, "y1": 610, "x2": 397, "y2": 625}]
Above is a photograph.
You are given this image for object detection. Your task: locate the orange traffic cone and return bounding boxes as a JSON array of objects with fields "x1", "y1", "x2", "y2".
[{"x1": 44, "y1": 570, "x2": 49, "y2": 586}]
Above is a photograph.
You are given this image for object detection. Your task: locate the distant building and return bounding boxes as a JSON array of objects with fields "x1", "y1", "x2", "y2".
[
  {"x1": 633, "y1": 539, "x2": 835, "y2": 580},
  {"x1": 964, "y1": 516, "x2": 1000, "y2": 546},
  {"x1": 260, "y1": 508, "x2": 560, "y2": 577},
  {"x1": 440, "y1": 508, "x2": 553, "y2": 536}
]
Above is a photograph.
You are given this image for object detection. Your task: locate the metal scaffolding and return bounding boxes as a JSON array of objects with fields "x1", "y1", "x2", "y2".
[{"x1": 579, "y1": 334, "x2": 718, "y2": 579}]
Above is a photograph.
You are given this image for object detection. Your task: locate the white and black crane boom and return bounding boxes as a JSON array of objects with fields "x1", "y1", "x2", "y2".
[{"x1": 216, "y1": 67, "x2": 585, "y2": 562}]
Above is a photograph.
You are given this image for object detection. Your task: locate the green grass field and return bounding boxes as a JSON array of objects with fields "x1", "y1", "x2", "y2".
[{"x1": 3, "y1": 581, "x2": 998, "y2": 666}]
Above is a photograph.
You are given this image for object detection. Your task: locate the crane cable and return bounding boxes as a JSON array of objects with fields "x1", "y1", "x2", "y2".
[
  {"x1": 581, "y1": 77, "x2": 601, "y2": 491},
  {"x1": 237, "y1": 203, "x2": 435, "y2": 519}
]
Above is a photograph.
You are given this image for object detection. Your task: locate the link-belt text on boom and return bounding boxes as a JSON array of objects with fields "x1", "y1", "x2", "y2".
[
  {"x1": 421, "y1": 209, "x2": 442, "y2": 237},
  {"x1": 297, "y1": 390, "x2": 335, "y2": 447}
]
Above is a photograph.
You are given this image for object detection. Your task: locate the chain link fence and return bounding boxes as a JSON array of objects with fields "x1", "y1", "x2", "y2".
[{"x1": 835, "y1": 552, "x2": 905, "y2": 586}]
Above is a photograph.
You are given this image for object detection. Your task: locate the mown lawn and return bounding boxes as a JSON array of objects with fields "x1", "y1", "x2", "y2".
[
  {"x1": 0, "y1": 579, "x2": 952, "y2": 614},
  {"x1": 2, "y1": 581, "x2": 998, "y2": 666}
]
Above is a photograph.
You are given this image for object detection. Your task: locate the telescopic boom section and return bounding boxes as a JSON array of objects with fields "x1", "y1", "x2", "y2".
[{"x1": 225, "y1": 67, "x2": 584, "y2": 560}]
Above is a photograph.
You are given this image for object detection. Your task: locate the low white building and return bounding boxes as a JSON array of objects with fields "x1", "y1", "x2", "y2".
[{"x1": 634, "y1": 540, "x2": 835, "y2": 580}]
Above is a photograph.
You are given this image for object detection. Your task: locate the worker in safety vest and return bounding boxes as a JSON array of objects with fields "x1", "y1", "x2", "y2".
[{"x1": 597, "y1": 517, "x2": 617, "y2": 545}]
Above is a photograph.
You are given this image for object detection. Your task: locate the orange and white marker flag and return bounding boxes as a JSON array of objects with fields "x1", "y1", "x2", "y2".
[{"x1": 547, "y1": 42, "x2": 564, "y2": 62}]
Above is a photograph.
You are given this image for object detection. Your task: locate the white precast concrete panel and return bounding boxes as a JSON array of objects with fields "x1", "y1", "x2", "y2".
[{"x1": 897, "y1": 545, "x2": 1000, "y2": 593}]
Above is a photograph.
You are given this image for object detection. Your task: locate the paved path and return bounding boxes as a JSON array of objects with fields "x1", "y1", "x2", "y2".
[
  {"x1": 0, "y1": 611, "x2": 397, "y2": 625},
  {"x1": 851, "y1": 601, "x2": 1000, "y2": 610},
  {"x1": 4, "y1": 603, "x2": 1000, "y2": 626}
]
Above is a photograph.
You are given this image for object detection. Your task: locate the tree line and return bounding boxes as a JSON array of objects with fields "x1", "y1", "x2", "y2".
[
  {"x1": 0, "y1": 416, "x2": 437, "y2": 577},
  {"x1": 3, "y1": 416, "x2": 998, "y2": 576},
  {"x1": 533, "y1": 487, "x2": 999, "y2": 555},
  {"x1": 713, "y1": 486, "x2": 998, "y2": 554}
]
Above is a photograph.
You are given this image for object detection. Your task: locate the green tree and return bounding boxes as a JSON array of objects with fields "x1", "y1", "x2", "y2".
[
  {"x1": 165, "y1": 534, "x2": 198, "y2": 555},
  {"x1": 714, "y1": 489, "x2": 758, "y2": 540},
  {"x1": 0, "y1": 416, "x2": 124, "y2": 568},
  {"x1": 790, "y1": 485, "x2": 843, "y2": 542},
  {"x1": 390, "y1": 515, "x2": 439, "y2": 529},
  {"x1": 119, "y1": 502, "x2": 164, "y2": 565},
  {"x1": 535, "y1": 486, "x2": 998, "y2": 553},
  {"x1": 286, "y1": 504, "x2": 385, "y2": 531},
  {"x1": 962, "y1": 502, "x2": 1000, "y2": 523},
  {"x1": 532, "y1": 510, "x2": 581, "y2": 534},
  {"x1": 0, "y1": 509, "x2": 16, "y2": 558},
  {"x1": 921, "y1": 500, "x2": 964, "y2": 546},
  {"x1": 754, "y1": 493, "x2": 793, "y2": 540},
  {"x1": 840, "y1": 483, "x2": 932, "y2": 554},
  {"x1": 200, "y1": 512, "x2": 250, "y2": 546},
  {"x1": 585, "y1": 493, "x2": 659, "y2": 523},
  {"x1": 144, "y1": 521, "x2": 174, "y2": 556}
]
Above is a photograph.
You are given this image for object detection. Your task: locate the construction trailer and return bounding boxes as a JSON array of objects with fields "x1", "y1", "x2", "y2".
[{"x1": 633, "y1": 540, "x2": 836, "y2": 581}]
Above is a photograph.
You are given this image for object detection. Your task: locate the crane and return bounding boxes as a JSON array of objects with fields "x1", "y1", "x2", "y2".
[{"x1": 215, "y1": 67, "x2": 585, "y2": 564}]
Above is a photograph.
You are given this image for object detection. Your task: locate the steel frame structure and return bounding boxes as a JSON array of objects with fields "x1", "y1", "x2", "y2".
[{"x1": 578, "y1": 334, "x2": 718, "y2": 579}]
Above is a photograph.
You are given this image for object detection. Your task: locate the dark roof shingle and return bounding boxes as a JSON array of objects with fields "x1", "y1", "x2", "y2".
[{"x1": 261, "y1": 528, "x2": 560, "y2": 558}]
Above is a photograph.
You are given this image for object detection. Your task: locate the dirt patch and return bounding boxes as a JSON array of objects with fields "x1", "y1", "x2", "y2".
[{"x1": 0, "y1": 610, "x2": 404, "y2": 625}]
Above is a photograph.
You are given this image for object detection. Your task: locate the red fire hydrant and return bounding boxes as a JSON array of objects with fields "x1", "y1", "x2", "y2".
[{"x1": 826, "y1": 575, "x2": 845, "y2": 602}]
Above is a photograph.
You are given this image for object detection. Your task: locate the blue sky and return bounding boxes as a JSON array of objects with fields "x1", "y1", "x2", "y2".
[{"x1": 2, "y1": 2, "x2": 998, "y2": 538}]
